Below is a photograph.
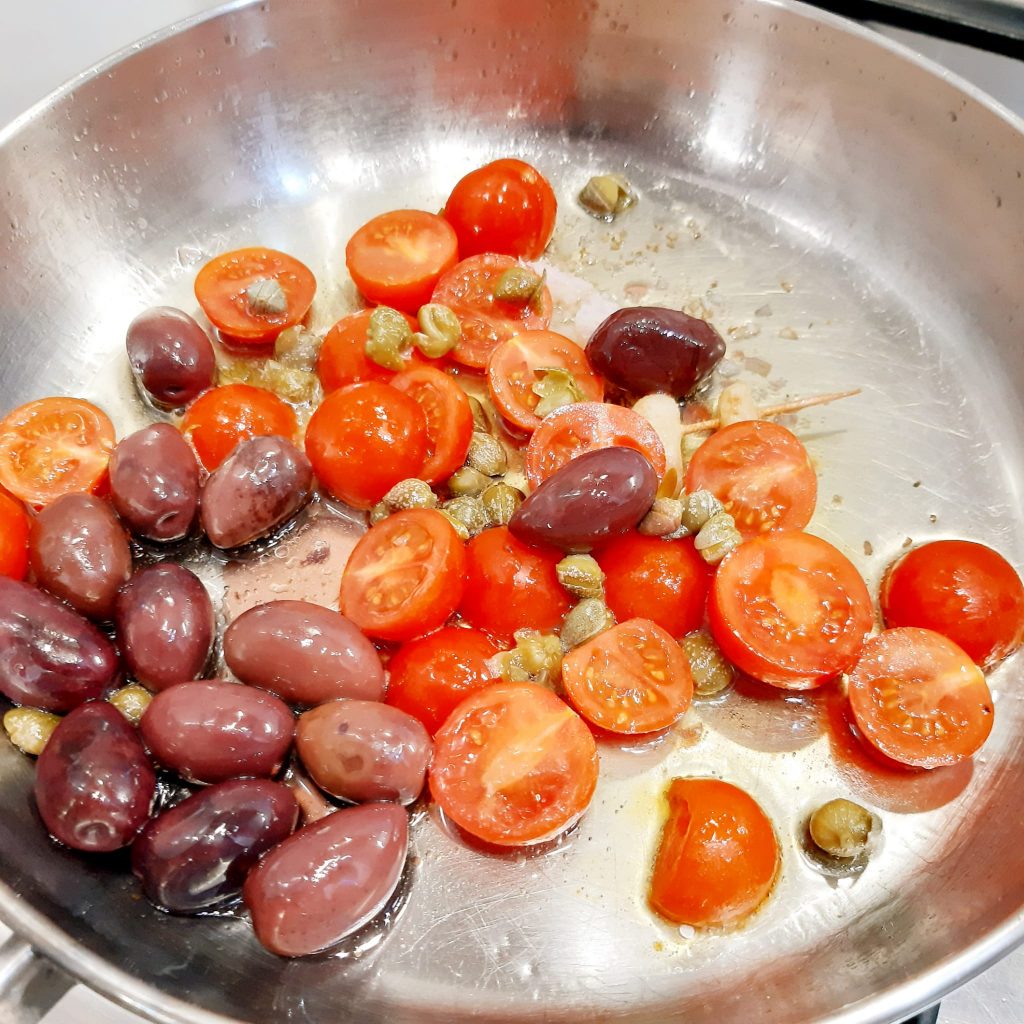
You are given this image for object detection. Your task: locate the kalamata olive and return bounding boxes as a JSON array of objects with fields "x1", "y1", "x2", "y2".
[
  {"x1": 29, "y1": 494, "x2": 132, "y2": 620},
  {"x1": 132, "y1": 779, "x2": 298, "y2": 913},
  {"x1": 126, "y1": 306, "x2": 216, "y2": 408},
  {"x1": 509, "y1": 447, "x2": 657, "y2": 551},
  {"x1": 35, "y1": 702, "x2": 156, "y2": 852},
  {"x1": 223, "y1": 600, "x2": 385, "y2": 705},
  {"x1": 0, "y1": 578, "x2": 119, "y2": 711},
  {"x1": 115, "y1": 565, "x2": 214, "y2": 691},
  {"x1": 140, "y1": 680, "x2": 294, "y2": 784},
  {"x1": 586, "y1": 306, "x2": 725, "y2": 398},
  {"x1": 244, "y1": 803, "x2": 408, "y2": 957},
  {"x1": 108, "y1": 424, "x2": 200, "y2": 542},
  {"x1": 200, "y1": 435, "x2": 312, "y2": 549},
  {"x1": 296, "y1": 700, "x2": 431, "y2": 804}
]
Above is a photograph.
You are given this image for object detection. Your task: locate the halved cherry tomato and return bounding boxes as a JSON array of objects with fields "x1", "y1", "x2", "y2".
[
  {"x1": 194, "y1": 247, "x2": 316, "y2": 344},
  {"x1": 562, "y1": 618, "x2": 693, "y2": 734},
  {"x1": 709, "y1": 531, "x2": 873, "y2": 689},
  {"x1": 386, "y1": 626, "x2": 503, "y2": 735},
  {"x1": 316, "y1": 309, "x2": 422, "y2": 392},
  {"x1": 684, "y1": 420, "x2": 817, "y2": 539},
  {"x1": 596, "y1": 532, "x2": 711, "y2": 639},
  {"x1": 524, "y1": 402, "x2": 666, "y2": 489},
  {"x1": 443, "y1": 159, "x2": 557, "y2": 261},
  {"x1": 431, "y1": 254, "x2": 552, "y2": 369},
  {"x1": 649, "y1": 778, "x2": 779, "y2": 928},
  {"x1": 181, "y1": 383, "x2": 297, "y2": 471},
  {"x1": 847, "y1": 627, "x2": 994, "y2": 768},
  {"x1": 340, "y1": 509, "x2": 466, "y2": 642},
  {"x1": 880, "y1": 540, "x2": 1024, "y2": 667},
  {"x1": 0, "y1": 398, "x2": 115, "y2": 507},
  {"x1": 459, "y1": 526, "x2": 571, "y2": 642},
  {"x1": 345, "y1": 210, "x2": 459, "y2": 313},
  {"x1": 0, "y1": 491, "x2": 30, "y2": 579},
  {"x1": 391, "y1": 366, "x2": 473, "y2": 483},
  {"x1": 430, "y1": 681, "x2": 598, "y2": 846},
  {"x1": 486, "y1": 331, "x2": 604, "y2": 432},
  {"x1": 305, "y1": 381, "x2": 427, "y2": 509}
]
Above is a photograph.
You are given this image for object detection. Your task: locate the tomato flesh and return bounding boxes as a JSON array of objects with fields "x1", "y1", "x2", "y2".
[
  {"x1": 317, "y1": 309, "x2": 422, "y2": 392},
  {"x1": 391, "y1": 366, "x2": 473, "y2": 483},
  {"x1": 0, "y1": 490, "x2": 30, "y2": 579}
]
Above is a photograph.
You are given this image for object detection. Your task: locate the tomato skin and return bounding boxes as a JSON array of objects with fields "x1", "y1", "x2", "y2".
[
  {"x1": 709, "y1": 531, "x2": 873, "y2": 690},
  {"x1": 444, "y1": 159, "x2": 557, "y2": 261},
  {"x1": 459, "y1": 526, "x2": 571, "y2": 642},
  {"x1": 684, "y1": 420, "x2": 817, "y2": 539},
  {"x1": 340, "y1": 509, "x2": 466, "y2": 643},
  {"x1": 596, "y1": 532, "x2": 711, "y2": 638},
  {"x1": 181, "y1": 384, "x2": 297, "y2": 471},
  {"x1": 390, "y1": 366, "x2": 473, "y2": 483},
  {"x1": 345, "y1": 209, "x2": 459, "y2": 313},
  {"x1": 847, "y1": 627, "x2": 994, "y2": 769},
  {"x1": 317, "y1": 310, "x2": 422, "y2": 392},
  {"x1": 649, "y1": 778, "x2": 780, "y2": 928},
  {"x1": 429, "y1": 681, "x2": 598, "y2": 846},
  {"x1": 386, "y1": 626, "x2": 503, "y2": 735},
  {"x1": 0, "y1": 491, "x2": 30, "y2": 579},
  {"x1": 305, "y1": 382, "x2": 427, "y2": 509},
  {"x1": 880, "y1": 540, "x2": 1024, "y2": 667}
]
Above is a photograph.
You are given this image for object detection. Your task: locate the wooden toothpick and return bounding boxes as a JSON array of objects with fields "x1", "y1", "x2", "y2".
[{"x1": 679, "y1": 388, "x2": 862, "y2": 435}]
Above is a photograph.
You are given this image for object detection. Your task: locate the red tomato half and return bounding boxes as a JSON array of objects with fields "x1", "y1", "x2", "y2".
[
  {"x1": 562, "y1": 619, "x2": 693, "y2": 734},
  {"x1": 345, "y1": 210, "x2": 459, "y2": 313},
  {"x1": 0, "y1": 491, "x2": 30, "y2": 579},
  {"x1": 304, "y1": 382, "x2": 427, "y2": 509},
  {"x1": 340, "y1": 509, "x2": 466, "y2": 642},
  {"x1": 596, "y1": 531, "x2": 711, "y2": 639},
  {"x1": 431, "y1": 254, "x2": 552, "y2": 369},
  {"x1": 880, "y1": 540, "x2": 1024, "y2": 667},
  {"x1": 847, "y1": 627, "x2": 994, "y2": 768},
  {"x1": 486, "y1": 331, "x2": 604, "y2": 433},
  {"x1": 443, "y1": 159, "x2": 557, "y2": 260},
  {"x1": 649, "y1": 778, "x2": 780, "y2": 928},
  {"x1": 391, "y1": 366, "x2": 473, "y2": 483},
  {"x1": 316, "y1": 309, "x2": 422, "y2": 392},
  {"x1": 524, "y1": 402, "x2": 666, "y2": 489},
  {"x1": 386, "y1": 626, "x2": 503, "y2": 735},
  {"x1": 430, "y1": 681, "x2": 598, "y2": 846},
  {"x1": 709, "y1": 531, "x2": 873, "y2": 689},
  {"x1": 685, "y1": 420, "x2": 817, "y2": 539}
]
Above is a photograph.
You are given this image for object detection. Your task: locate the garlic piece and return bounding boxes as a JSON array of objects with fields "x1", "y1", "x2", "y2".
[
  {"x1": 717, "y1": 381, "x2": 759, "y2": 427},
  {"x1": 632, "y1": 393, "x2": 684, "y2": 498}
]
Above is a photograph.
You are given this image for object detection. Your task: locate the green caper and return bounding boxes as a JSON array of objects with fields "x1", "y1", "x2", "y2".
[
  {"x1": 578, "y1": 174, "x2": 635, "y2": 221},
  {"x1": 369, "y1": 502, "x2": 390, "y2": 525},
  {"x1": 694, "y1": 510, "x2": 742, "y2": 565},
  {"x1": 532, "y1": 367, "x2": 585, "y2": 418},
  {"x1": 680, "y1": 489, "x2": 723, "y2": 532},
  {"x1": 481, "y1": 482, "x2": 523, "y2": 526},
  {"x1": 809, "y1": 799, "x2": 879, "y2": 859},
  {"x1": 468, "y1": 396, "x2": 491, "y2": 432},
  {"x1": 382, "y1": 478, "x2": 437, "y2": 512},
  {"x1": 442, "y1": 496, "x2": 489, "y2": 536},
  {"x1": 414, "y1": 303, "x2": 462, "y2": 358},
  {"x1": 274, "y1": 325, "x2": 323, "y2": 369},
  {"x1": 496, "y1": 630, "x2": 562, "y2": 685},
  {"x1": 436, "y1": 508, "x2": 471, "y2": 541},
  {"x1": 246, "y1": 277, "x2": 288, "y2": 315},
  {"x1": 109, "y1": 685, "x2": 153, "y2": 725},
  {"x1": 365, "y1": 305, "x2": 413, "y2": 370},
  {"x1": 638, "y1": 497, "x2": 684, "y2": 537},
  {"x1": 465, "y1": 431, "x2": 507, "y2": 476},
  {"x1": 683, "y1": 630, "x2": 734, "y2": 697},
  {"x1": 493, "y1": 266, "x2": 543, "y2": 303},
  {"x1": 561, "y1": 598, "x2": 615, "y2": 650},
  {"x1": 448, "y1": 467, "x2": 490, "y2": 497},
  {"x1": 3, "y1": 707, "x2": 60, "y2": 756},
  {"x1": 556, "y1": 554, "x2": 605, "y2": 600}
]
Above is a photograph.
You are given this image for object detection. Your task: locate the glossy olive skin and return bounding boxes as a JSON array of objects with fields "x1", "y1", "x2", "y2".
[
  {"x1": 108, "y1": 424, "x2": 200, "y2": 542},
  {"x1": 140, "y1": 680, "x2": 294, "y2": 784},
  {"x1": 509, "y1": 447, "x2": 657, "y2": 551},
  {"x1": 296, "y1": 700, "x2": 431, "y2": 805},
  {"x1": 224, "y1": 601, "x2": 385, "y2": 706},
  {"x1": 35, "y1": 702, "x2": 156, "y2": 852},
  {"x1": 29, "y1": 494, "x2": 132, "y2": 620},
  {"x1": 586, "y1": 306, "x2": 726, "y2": 398},
  {"x1": 115, "y1": 564, "x2": 214, "y2": 691},
  {"x1": 126, "y1": 306, "x2": 216, "y2": 408},
  {"x1": 132, "y1": 779, "x2": 298, "y2": 913},
  {"x1": 200, "y1": 435, "x2": 313, "y2": 549},
  {"x1": 244, "y1": 803, "x2": 408, "y2": 957},
  {"x1": 0, "y1": 578, "x2": 119, "y2": 711}
]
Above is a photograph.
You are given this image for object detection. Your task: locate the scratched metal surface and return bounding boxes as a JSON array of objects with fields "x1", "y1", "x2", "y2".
[{"x1": 0, "y1": 1, "x2": 1022, "y2": 1023}]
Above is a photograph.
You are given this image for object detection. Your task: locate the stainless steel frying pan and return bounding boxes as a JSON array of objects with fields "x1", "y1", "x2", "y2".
[{"x1": 0, "y1": 1, "x2": 1022, "y2": 1021}]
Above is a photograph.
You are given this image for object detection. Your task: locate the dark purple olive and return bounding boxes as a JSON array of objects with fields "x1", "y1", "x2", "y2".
[
  {"x1": 0, "y1": 578, "x2": 119, "y2": 711},
  {"x1": 132, "y1": 779, "x2": 298, "y2": 913},
  {"x1": 140, "y1": 680, "x2": 294, "y2": 784},
  {"x1": 35, "y1": 702, "x2": 155, "y2": 852},
  {"x1": 115, "y1": 565, "x2": 214, "y2": 692},
  {"x1": 29, "y1": 494, "x2": 132, "y2": 620},
  {"x1": 244, "y1": 803, "x2": 408, "y2": 957},
  {"x1": 108, "y1": 424, "x2": 200, "y2": 543},
  {"x1": 224, "y1": 601, "x2": 385, "y2": 706},
  {"x1": 586, "y1": 306, "x2": 725, "y2": 398},
  {"x1": 509, "y1": 447, "x2": 656, "y2": 551},
  {"x1": 296, "y1": 701, "x2": 431, "y2": 805},
  {"x1": 126, "y1": 306, "x2": 216, "y2": 408},
  {"x1": 200, "y1": 435, "x2": 312, "y2": 549}
]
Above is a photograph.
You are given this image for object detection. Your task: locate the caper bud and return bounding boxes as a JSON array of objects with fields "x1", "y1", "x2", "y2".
[
  {"x1": 246, "y1": 277, "x2": 288, "y2": 316},
  {"x1": 465, "y1": 432, "x2": 507, "y2": 476},
  {"x1": 532, "y1": 367, "x2": 585, "y2": 418},
  {"x1": 3, "y1": 708, "x2": 61, "y2": 757},
  {"x1": 494, "y1": 630, "x2": 563, "y2": 685},
  {"x1": 442, "y1": 496, "x2": 490, "y2": 537},
  {"x1": 365, "y1": 305, "x2": 413, "y2": 370},
  {"x1": 448, "y1": 467, "x2": 490, "y2": 497},
  {"x1": 109, "y1": 685, "x2": 153, "y2": 725},
  {"x1": 683, "y1": 630, "x2": 734, "y2": 697},
  {"x1": 694, "y1": 510, "x2": 742, "y2": 565},
  {"x1": 578, "y1": 174, "x2": 635, "y2": 221},
  {"x1": 369, "y1": 502, "x2": 390, "y2": 525},
  {"x1": 638, "y1": 497, "x2": 684, "y2": 537},
  {"x1": 556, "y1": 554, "x2": 605, "y2": 600},
  {"x1": 382, "y1": 478, "x2": 437, "y2": 512},
  {"x1": 436, "y1": 508, "x2": 471, "y2": 541},
  {"x1": 680, "y1": 489, "x2": 723, "y2": 532},
  {"x1": 561, "y1": 598, "x2": 615, "y2": 650},
  {"x1": 494, "y1": 266, "x2": 543, "y2": 303},
  {"x1": 414, "y1": 303, "x2": 462, "y2": 358},
  {"x1": 468, "y1": 396, "x2": 491, "y2": 432},
  {"x1": 809, "y1": 799, "x2": 880, "y2": 860},
  {"x1": 481, "y1": 482, "x2": 523, "y2": 526}
]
